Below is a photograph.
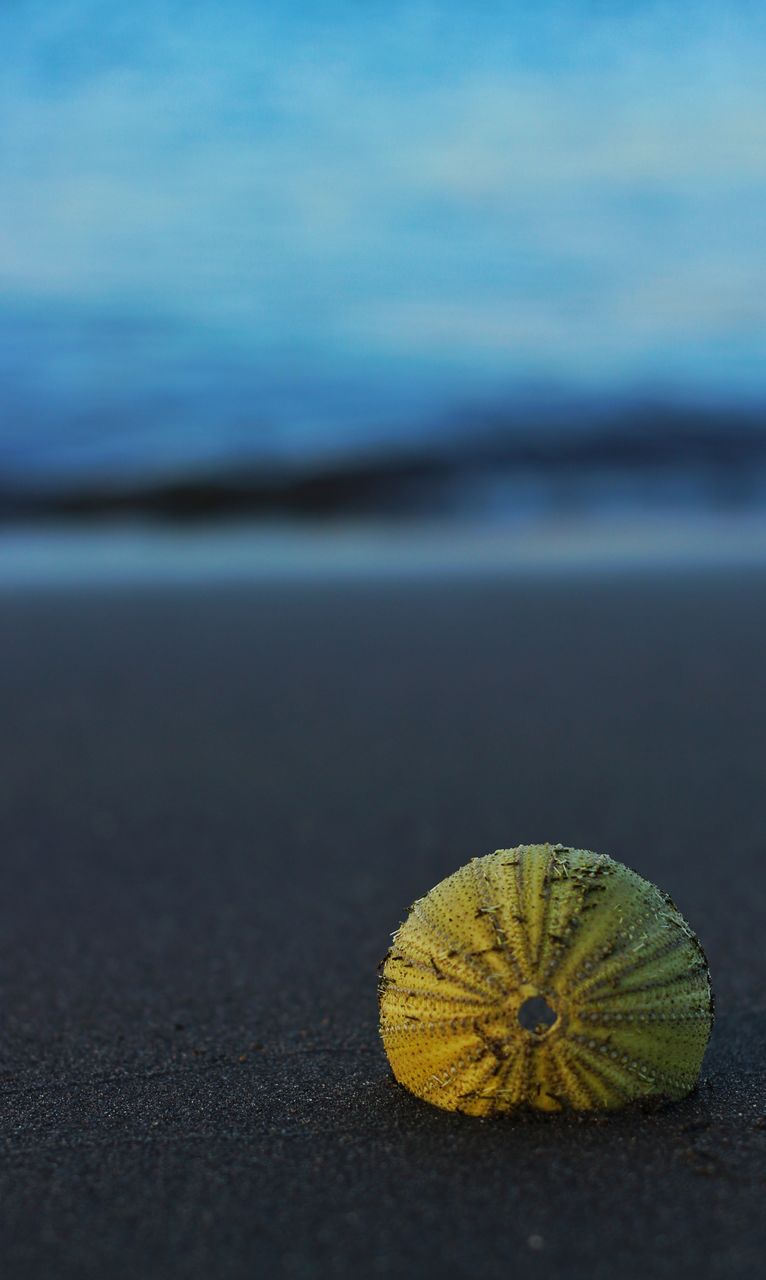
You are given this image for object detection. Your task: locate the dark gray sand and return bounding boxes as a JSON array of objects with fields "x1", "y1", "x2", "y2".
[{"x1": 2, "y1": 568, "x2": 765, "y2": 1279}]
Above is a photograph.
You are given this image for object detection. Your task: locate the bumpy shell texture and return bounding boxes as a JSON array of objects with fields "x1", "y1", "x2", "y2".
[{"x1": 379, "y1": 844, "x2": 713, "y2": 1115}]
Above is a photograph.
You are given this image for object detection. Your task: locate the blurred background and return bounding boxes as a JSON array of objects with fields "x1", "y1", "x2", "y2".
[{"x1": 2, "y1": 0, "x2": 766, "y2": 579}]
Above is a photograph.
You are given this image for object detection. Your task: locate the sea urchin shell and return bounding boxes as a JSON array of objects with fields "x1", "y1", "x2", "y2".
[{"x1": 379, "y1": 844, "x2": 713, "y2": 1114}]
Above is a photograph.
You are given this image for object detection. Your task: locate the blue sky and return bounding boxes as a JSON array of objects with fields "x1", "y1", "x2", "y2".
[{"x1": 2, "y1": 1, "x2": 766, "y2": 479}]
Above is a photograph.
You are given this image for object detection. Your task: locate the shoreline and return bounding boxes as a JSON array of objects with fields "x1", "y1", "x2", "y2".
[{"x1": 3, "y1": 510, "x2": 766, "y2": 587}]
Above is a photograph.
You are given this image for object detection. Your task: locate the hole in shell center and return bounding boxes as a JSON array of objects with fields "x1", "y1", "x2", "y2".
[{"x1": 517, "y1": 995, "x2": 558, "y2": 1036}]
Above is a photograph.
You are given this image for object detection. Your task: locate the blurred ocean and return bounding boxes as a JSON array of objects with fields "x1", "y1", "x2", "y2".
[
  {"x1": 1, "y1": 305, "x2": 765, "y2": 526},
  {"x1": 2, "y1": 2, "x2": 766, "y2": 539}
]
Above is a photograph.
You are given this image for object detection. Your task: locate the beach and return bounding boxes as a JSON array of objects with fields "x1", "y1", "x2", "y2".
[{"x1": 2, "y1": 564, "x2": 765, "y2": 1279}]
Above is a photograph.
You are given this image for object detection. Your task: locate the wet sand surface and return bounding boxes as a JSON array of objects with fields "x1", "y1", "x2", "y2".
[{"x1": 2, "y1": 568, "x2": 765, "y2": 1278}]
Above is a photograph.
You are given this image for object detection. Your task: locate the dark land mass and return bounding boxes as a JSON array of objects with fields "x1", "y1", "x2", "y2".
[
  {"x1": 1, "y1": 567, "x2": 766, "y2": 1279},
  {"x1": 1, "y1": 406, "x2": 766, "y2": 520}
]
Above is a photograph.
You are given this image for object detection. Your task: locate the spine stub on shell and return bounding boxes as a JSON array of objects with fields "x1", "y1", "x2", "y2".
[{"x1": 378, "y1": 844, "x2": 713, "y2": 1115}]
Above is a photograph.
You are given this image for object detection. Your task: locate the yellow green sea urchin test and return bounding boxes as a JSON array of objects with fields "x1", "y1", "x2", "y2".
[{"x1": 378, "y1": 844, "x2": 713, "y2": 1115}]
